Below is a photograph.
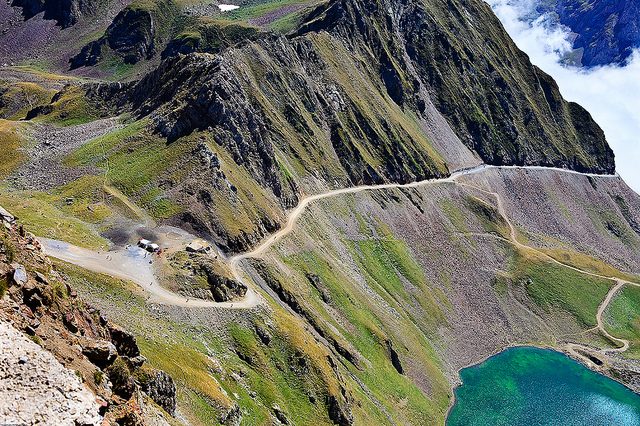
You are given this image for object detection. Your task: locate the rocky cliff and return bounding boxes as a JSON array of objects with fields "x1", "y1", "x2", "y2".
[{"x1": 71, "y1": 6, "x2": 156, "y2": 67}]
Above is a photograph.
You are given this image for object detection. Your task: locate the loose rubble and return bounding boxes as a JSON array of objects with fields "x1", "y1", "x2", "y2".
[{"x1": 0, "y1": 320, "x2": 102, "y2": 425}]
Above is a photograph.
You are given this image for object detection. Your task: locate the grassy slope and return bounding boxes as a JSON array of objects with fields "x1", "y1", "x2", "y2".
[
  {"x1": 0, "y1": 120, "x2": 28, "y2": 178},
  {"x1": 0, "y1": 177, "x2": 112, "y2": 250},
  {"x1": 604, "y1": 286, "x2": 640, "y2": 354},
  {"x1": 6, "y1": 163, "x2": 638, "y2": 425},
  {"x1": 246, "y1": 191, "x2": 609, "y2": 424},
  {"x1": 66, "y1": 117, "x2": 285, "y2": 243},
  {"x1": 509, "y1": 247, "x2": 612, "y2": 327},
  {"x1": 0, "y1": 83, "x2": 56, "y2": 120},
  {"x1": 54, "y1": 257, "x2": 387, "y2": 426}
]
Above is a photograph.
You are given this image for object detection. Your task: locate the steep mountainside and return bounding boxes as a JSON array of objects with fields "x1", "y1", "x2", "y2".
[{"x1": 1, "y1": 0, "x2": 640, "y2": 425}]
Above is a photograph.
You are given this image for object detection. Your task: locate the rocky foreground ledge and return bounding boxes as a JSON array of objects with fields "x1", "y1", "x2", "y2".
[
  {"x1": 0, "y1": 206, "x2": 177, "y2": 425},
  {"x1": 0, "y1": 320, "x2": 101, "y2": 425}
]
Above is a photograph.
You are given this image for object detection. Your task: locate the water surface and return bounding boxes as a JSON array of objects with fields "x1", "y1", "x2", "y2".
[{"x1": 447, "y1": 346, "x2": 640, "y2": 426}]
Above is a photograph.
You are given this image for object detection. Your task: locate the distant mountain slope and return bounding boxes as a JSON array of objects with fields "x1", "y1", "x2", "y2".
[
  {"x1": 518, "y1": 0, "x2": 640, "y2": 67},
  {"x1": 555, "y1": 0, "x2": 640, "y2": 66}
]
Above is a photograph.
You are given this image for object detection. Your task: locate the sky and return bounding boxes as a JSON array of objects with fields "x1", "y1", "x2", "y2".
[{"x1": 485, "y1": 0, "x2": 640, "y2": 194}]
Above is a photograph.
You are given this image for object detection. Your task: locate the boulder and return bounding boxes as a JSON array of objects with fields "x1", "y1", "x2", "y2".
[
  {"x1": 82, "y1": 340, "x2": 117, "y2": 364},
  {"x1": 11, "y1": 264, "x2": 27, "y2": 286},
  {"x1": 140, "y1": 369, "x2": 177, "y2": 416},
  {"x1": 22, "y1": 280, "x2": 43, "y2": 308},
  {"x1": 185, "y1": 241, "x2": 205, "y2": 253},
  {"x1": 108, "y1": 324, "x2": 141, "y2": 358},
  {"x1": 35, "y1": 272, "x2": 49, "y2": 284},
  {"x1": 272, "y1": 404, "x2": 290, "y2": 425},
  {"x1": 63, "y1": 311, "x2": 79, "y2": 333},
  {"x1": 0, "y1": 205, "x2": 16, "y2": 227},
  {"x1": 126, "y1": 354, "x2": 147, "y2": 369}
]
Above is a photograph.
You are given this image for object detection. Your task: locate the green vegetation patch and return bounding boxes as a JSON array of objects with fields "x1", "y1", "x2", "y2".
[
  {"x1": 64, "y1": 119, "x2": 183, "y2": 219},
  {"x1": 349, "y1": 237, "x2": 448, "y2": 327},
  {"x1": 289, "y1": 247, "x2": 452, "y2": 425},
  {"x1": 463, "y1": 195, "x2": 510, "y2": 239},
  {"x1": 511, "y1": 248, "x2": 613, "y2": 327},
  {"x1": 439, "y1": 197, "x2": 470, "y2": 233},
  {"x1": 0, "y1": 82, "x2": 56, "y2": 120},
  {"x1": 225, "y1": 0, "x2": 319, "y2": 25},
  {"x1": 603, "y1": 285, "x2": 640, "y2": 351},
  {"x1": 31, "y1": 85, "x2": 97, "y2": 127},
  {"x1": 0, "y1": 121, "x2": 27, "y2": 178},
  {"x1": 542, "y1": 248, "x2": 640, "y2": 283},
  {"x1": 0, "y1": 185, "x2": 109, "y2": 250},
  {"x1": 184, "y1": 19, "x2": 259, "y2": 52}
]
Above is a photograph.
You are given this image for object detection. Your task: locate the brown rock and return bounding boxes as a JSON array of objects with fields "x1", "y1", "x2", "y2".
[{"x1": 35, "y1": 272, "x2": 48, "y2": 284}]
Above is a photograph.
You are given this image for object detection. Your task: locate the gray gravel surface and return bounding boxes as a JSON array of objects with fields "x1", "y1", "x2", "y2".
[{"x1": 0, "y1": 320, "x2": 101, "y2": 425}]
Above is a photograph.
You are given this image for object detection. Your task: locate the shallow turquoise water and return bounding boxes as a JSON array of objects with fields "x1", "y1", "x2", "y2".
[{"x1": 447, "y1": 346, "x2": 640, "y2": 426}]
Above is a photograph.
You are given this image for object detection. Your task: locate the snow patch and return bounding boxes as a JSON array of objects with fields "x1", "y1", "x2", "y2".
[{"x1": 218, "y1": 4, "x2": 240, "y2": 11}]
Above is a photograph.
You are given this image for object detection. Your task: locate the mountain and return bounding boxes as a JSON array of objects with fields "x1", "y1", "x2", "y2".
[
  {"x1": 1, "y1": 0, "x2": 640, "y2": 425},
  {"x1": 550, "y1": 0, "x2": 640, "y2": 66},
  {"x1": 501, "y1": 0, "x2": 640, "y2": 67}
]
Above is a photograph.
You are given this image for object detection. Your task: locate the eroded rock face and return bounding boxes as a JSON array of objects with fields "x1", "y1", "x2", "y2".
[
  {"x1": 202, "y1": 264, "x2": 246, "y2": 302},
  {"x1": 299, "y1": 0, "x2": 615, "y2": 174},
  {"x1": 140, "y1": 369, "x2": 177, "y2": 416}
]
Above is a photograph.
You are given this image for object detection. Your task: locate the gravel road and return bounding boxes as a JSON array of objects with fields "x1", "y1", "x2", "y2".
[{"x1": 40, "y1": 237, "x2": 261, "y2": 309}]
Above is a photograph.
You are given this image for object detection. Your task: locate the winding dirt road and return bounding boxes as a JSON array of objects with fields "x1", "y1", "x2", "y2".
[{"x1": 41, "y1": 163, "x2": 628, "y2": 318}]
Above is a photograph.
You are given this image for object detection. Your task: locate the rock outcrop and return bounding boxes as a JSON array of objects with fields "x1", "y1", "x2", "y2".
[
  {"x1": 138, "y1": 369, "x2": 177, "y2": 416},
  {"x1": 70, "y1": 6, "x2": 155, "y2": 68},
  {"x1": 11, "y1": 0, "x2": 96, "y2": 28},
  {"x1": 166, "y1": 251, "x2": 247, "y2": 302}
]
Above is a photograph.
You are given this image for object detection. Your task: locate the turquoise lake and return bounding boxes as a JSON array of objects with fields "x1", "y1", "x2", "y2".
[{"x1": 446, "y1": 346, "x2": 640, "y2": 426}]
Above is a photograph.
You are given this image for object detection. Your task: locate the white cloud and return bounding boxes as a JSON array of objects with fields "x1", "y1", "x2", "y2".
[{"x1": 486, "y1": 0, "x2": 640, "y2": 194}]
